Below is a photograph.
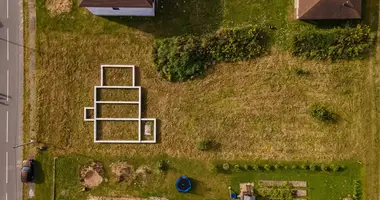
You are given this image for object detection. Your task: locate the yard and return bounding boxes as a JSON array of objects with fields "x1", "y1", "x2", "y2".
[{"x1": 26, "y1": 0, "x2": 380, "y2": 199}]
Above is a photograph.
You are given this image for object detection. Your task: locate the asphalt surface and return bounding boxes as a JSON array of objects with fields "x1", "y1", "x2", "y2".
[{"x1": 0, "y1": 0, "x2": 24, "y2": 199}]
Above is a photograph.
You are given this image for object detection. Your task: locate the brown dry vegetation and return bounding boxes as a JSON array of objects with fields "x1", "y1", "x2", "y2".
[
  {"x1": 46, "y1": 0, "x2": 72, "y2": 16},
  {"x1": 37, "y1": 31, "x2": 370, "y2": 162}
]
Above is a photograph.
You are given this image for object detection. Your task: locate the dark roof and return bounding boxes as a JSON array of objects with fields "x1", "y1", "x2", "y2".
[
  {"x1": 296, "y1": 0, "x2": 361, "y2": 20},
  {"x1": 79, "y1": 0, "x2": 153, "y2": 8}
]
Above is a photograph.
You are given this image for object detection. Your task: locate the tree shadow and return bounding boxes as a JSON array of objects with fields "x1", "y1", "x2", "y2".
[
  {"x1": 155, "y1": 118, "x2": 162, "y2": 144},
  {"x1": 188, "y1": 178, "x2": 204, "y2": 195},
  {"x1": 33, "y1": 159, "x2": 45, "y2": 184},
  {"x1": 304, "y1": 19, "x2": 361, "y2": 29},
  {"x1": 104, "y1": 0, "x2": 223, "y2": 37}
]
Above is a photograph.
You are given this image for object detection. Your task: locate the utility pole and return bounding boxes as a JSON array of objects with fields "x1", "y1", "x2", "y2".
[{"x1": 13, "y1": 140, "x2": 38, "y2": 149}]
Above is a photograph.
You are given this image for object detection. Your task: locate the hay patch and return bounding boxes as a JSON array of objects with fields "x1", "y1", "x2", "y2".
[
  {"x1": 46, "y1": 0, "x2": 72, "y2": 16},
  {"x1": 110, "y1": 162, "x2": 135, "y2": 183}
]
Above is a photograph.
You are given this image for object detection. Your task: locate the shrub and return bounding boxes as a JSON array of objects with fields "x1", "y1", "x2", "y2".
[
  {"x1": 210, "y1": 164, "x2": 220, "y2": 173},
  {"x1": 244, "y1": 164, "x2": 252, "y2": 170},
  {"x1": 153, "y1": 26, "x2": 269, "y2": 82},
  {"x1": 300, "y1": 163, "x2": 308, "y2": 170},
  {"x1": 321, "y1": 164, "x2": 328, "y2": 172},
  {"x1": 292, "y1": 25, "x2": 373, "y2": 60},
  {"x1": 153, "y1": 36, "x2": 206, "y2": 82},
  {"x1": 310, "y1": 104, "x2": 333, "y2": 121},
  {"x1": 253, "y1": 164, "x2": 259, "y2": 171},
  {"x1": 234, "y1": 164, "x2": 241, "y2": 170},
  {"x1": 284, "y1": 165, "x2": 289, "y2": 170},
  {"x1": 274, "y1": 164, "x2": 281, "y2": 170},
  {"x1": 197, "y1": 140, "x2": 212, "y2": 151},
  {"x1": 291, "y1": 165, "x2": 298, "y2": 170},
  {"x1": 330, "y1": 164, "x2": 340, "y2": 172},
  {"x1": 264, "y1": 164, "x2": 272, "y2": 171},
  {"x1": 157, "y1": 160, "x2": 168, "y2": 171},
  {"x1": 309, "y1": 164, "x2": 317, "y2": 171},
  {"x1": 222, "y1": 163, "x2": 230, "y2": 171},
  {"x1": 202, "y1": 26, "x2": 268, "y2": 62},
  {"x1": 353, "y1": 180, "x2": 362, "y2": 200},
  {"x1": 294, "y1": 68, "x2": 308, "y2": 75}
]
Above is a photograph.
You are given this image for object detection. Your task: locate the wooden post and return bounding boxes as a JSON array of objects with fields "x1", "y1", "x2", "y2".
[{"x1": 52, "y1": 157, "x2": 57, "y2": 200}]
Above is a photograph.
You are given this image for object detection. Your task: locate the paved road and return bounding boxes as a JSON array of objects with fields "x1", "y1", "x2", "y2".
[{"x1": 0, "y1": 0, "x2": 24, "y2": 199}]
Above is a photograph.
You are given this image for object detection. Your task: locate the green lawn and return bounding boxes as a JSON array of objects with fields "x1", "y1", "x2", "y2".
[
  {"x1": 28, "y1": 0, "x2": 380, "y2": 199},
  {"x1": 35, "y1": 152, "x2": 362, "y2": 200}
]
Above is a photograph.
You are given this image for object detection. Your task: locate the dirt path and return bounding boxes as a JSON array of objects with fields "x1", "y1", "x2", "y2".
[
  {"x1": 25, "y1": 0, "x2": 37, "y2": 198},
  {"x1": 27, "y1": 0, "x2": 37, "y2": 142}
]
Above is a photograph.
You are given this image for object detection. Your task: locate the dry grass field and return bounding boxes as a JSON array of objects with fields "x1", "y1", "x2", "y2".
[
  {"x1": 36, "y1": 29, "x2": 370, "y2": 161},
  {"x1": 29, "y1": 0, "x2": 380, "y2": 199}
]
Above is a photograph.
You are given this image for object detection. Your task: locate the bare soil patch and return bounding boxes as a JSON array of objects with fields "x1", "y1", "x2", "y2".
[
  {"x1": 110, "y1": 162, "x2": 135, "y2": 183},
  {"x1": 46, "y1": 0, "x2": 72, "y2": 16}
]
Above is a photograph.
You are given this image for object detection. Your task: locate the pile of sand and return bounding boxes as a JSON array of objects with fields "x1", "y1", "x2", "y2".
[{"x1": 80, "y1": 162, "x2": 104, "y2": 188}]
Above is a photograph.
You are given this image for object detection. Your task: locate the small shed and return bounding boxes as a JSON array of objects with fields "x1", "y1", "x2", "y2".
[{"x1": 79, "y1": 0, "x2": 155, "y2": 16}]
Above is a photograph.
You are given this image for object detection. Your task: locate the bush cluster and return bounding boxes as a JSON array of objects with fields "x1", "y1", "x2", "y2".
[
  {"x1": 197, "y1": 140, "x2": 213, "y2": 151},
  {"x1": 203, "y1": 26, "x2": 268, "y2": 62},
  {"x1": 153, "y1": 26, "x2": 268, "y2": 82},
  {"x1": 153, "y1": 36, "x2": 205, "y2": 82},
  {"x1": 310, "y1": 104, "x2": 334, "y2": 121},
  {"x1": 157, "y1": 160, "x2": 168, "y2": 172},
  {"x1": 292, "y1": 25, "x2": 373, "y2": 60},
  {"x1": 213, "y1": 162, "x2": 344, "y2": 173}
]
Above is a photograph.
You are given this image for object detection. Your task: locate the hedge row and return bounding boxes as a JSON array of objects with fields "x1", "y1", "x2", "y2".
[
  {"x1": 353, "y1": 180, "x2": 362, "y2": 200},
  {"x1": 292, "y1": 25, "x2": 373, "y2": 60},
  {"x1": 213, "y1": 163, "x2": 345, "y2": 173},
  {"x1": 153, "y1": 26, "x2": 268, "y2": 82}
]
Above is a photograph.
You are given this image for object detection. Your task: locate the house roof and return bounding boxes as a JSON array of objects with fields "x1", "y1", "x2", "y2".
[
  {"x1": 78, "y1": 0, "x2": 153, "y2": 8},
  {"x1": 296, "y1": 0, "x2": 361, "y2": 20}
]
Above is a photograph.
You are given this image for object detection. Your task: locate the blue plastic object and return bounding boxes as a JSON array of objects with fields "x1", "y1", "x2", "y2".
[
  {"x1": 230, "y1": 193, "x2": 237, "y2": 199},
  {"x1": 176, "y1": 176, "x2": 192, "y2": 193}
]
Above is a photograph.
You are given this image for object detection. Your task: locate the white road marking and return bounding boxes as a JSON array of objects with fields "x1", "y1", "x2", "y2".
[
  {"x1": 7, "y1": 70, "x2": 9, "y2": 101},
  {"x1": 6, "y1": 152, "x2": 8, "y2": 184},
  {"x1": 6, "y1": 111, "x2": 8, "y2": 142},
  {"x1": 6, "y1": 28, "x2": 9, "y2": 60},
  {"x1": 5, "y1": 193, "x2": 7, "y2": 200},
  {"x1": 6, "y1": 0, "x2": 9, "y2": 19}
]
